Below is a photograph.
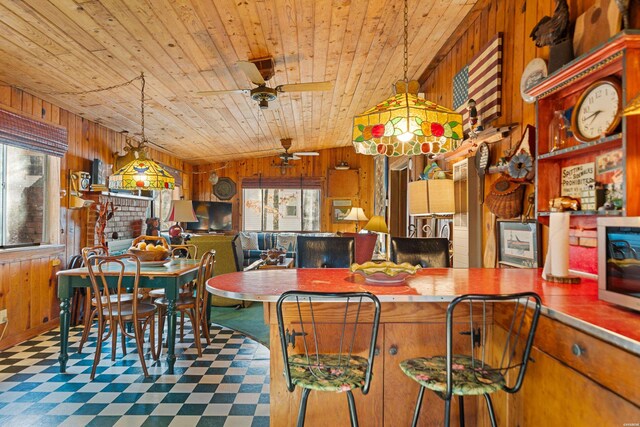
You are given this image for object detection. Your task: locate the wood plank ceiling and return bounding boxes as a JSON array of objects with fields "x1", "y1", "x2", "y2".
[{"x1": 0, "y1": 0, "x2": 477, "y2": 164}]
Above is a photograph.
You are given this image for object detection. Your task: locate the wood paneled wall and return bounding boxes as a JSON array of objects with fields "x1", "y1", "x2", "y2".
[
  {"x1": 191, "y1": 147, "x2": 375, "y2": 233},
  {"x1": 419, "y1": 0, "x2": 622, "y2": 262},
  {"x1": 0, "y1": 84, "x2": 192, "y2": 349}
]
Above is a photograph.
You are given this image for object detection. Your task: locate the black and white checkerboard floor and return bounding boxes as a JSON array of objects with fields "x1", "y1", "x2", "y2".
[{"x1": 0, "y1": 321, "x2": 270, "y2": 427}]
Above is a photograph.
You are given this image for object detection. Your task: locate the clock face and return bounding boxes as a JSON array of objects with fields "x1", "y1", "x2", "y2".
[{"x1": 574, "y1": 79, "x2": 621, "y2": 142}]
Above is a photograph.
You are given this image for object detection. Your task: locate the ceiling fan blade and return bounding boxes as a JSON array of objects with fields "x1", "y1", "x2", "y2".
[
  {"x1": 291, "y1": 155, "x2": 301, "y2": 160},
  {"x1": 277, "y1": 81, "x2": 333, "y2": 93},
  {"x1": 197, "y1": 89, "x2": 250, "y2": 96},
  {"x1": 293, "y1": 151, "x2": 319, "y2": 156},
  {"x1": 237, "y1": 61, "x2": 266, "y2": 85}
]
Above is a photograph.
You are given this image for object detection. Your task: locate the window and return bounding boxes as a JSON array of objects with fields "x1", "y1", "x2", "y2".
[
  {"x1": 152, "y1": 187, "x2": 182, "y2": 231},
  {"x1": 243, "y1": 187, "x2": 320, "y2": 232},
  {"x1": 0, "y1": 145, "x2": 48, "y2": 246}
]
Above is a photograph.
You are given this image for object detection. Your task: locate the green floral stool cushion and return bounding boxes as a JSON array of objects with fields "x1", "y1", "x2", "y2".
[
  {"x1": 400, "y1": 355, "x2": 505, "y2": 395},
  {"x1": 288, "y1": 354, "x2": 370, "y2": 392}
]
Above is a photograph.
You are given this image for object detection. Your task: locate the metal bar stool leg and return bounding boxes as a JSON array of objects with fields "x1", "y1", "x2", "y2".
[
  {"x1": 411, "y1": 386, "x2": 426, "y2": 427},
  {"x1": 444, "y1": 398, "x2": 451, "y2": 427},
  {"x1": 484, "y1": 394, "x2": 497, "y2": 427},
  {"x1": 346, "y1": 390, "x2": 359, "y2": 427},
  {"x1": 459, "y1": 396, "x2": 465, "y2": 427},
  {"x1": 296, "y1": 388, "x2": 311, "y2": 427}
]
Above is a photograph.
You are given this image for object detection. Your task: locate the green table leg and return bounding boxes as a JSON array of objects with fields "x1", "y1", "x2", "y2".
[
  {"x1": 58, "y1": 297, "x2": 70, "y2": 372},
  {"x1": 166, "y1": 298, "x2": 177, "y2": 374}
]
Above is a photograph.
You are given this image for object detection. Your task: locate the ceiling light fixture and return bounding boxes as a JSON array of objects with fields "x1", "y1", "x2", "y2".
[
  {"x1": 352, "y1": 0, "x2": 463, "y2": 157},
  {"x1": 109, "y1": 72, "x2": 175, "y2": 191}
]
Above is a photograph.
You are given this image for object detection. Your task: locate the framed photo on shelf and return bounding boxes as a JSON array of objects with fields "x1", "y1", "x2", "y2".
[
  {"x1": 332, "y1": 199, "x2": 352, "y2": 223},
  {"x1": 497, "y1": 220, "x2": 541, "y2": 268}
]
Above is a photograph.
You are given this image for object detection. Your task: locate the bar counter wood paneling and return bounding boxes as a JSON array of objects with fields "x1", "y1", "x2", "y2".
[{"x1": 206, "y1": 268, "x2": 640, "y2": 426}]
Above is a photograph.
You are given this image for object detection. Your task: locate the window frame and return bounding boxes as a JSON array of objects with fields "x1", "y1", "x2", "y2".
[{"x1": 242, "y1": 186, "x2": 321, "y2": 232}]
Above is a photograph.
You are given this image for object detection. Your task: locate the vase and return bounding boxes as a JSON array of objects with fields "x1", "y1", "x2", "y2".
[{"x1": 549, "y1": 110, "x2": 569, "y2": 152}]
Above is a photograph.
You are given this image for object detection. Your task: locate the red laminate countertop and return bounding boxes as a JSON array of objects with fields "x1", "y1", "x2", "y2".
[{"x1": 206, "y1": 268, "x2": 640, "y2": 355}]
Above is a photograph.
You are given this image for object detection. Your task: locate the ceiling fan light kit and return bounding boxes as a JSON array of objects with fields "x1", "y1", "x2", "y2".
[{"x1": 352, "y1": 0, "x2": 462, "y2": 157}]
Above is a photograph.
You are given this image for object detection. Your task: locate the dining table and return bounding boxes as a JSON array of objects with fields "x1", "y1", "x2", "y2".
[{"x1": 56, "y1": 258, "x2": 200, "y2": 374}]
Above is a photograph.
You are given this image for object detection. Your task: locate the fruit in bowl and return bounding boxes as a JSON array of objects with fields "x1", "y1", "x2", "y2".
[{"x1": 128, "y1": 237, "x2": 169, "y2": 262}]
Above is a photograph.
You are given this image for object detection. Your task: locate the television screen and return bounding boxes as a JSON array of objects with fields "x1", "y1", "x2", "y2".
[{"x1": 187, "y1": 201, "x2": 233, "y2": 231}]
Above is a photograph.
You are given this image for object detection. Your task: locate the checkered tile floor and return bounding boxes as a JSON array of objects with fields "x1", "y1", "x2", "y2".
[{"x1": 0, "y1": 320, "x2": 270, "y2": 426}]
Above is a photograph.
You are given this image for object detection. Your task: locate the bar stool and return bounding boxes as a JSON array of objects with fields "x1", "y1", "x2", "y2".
[
  {"x1": 399, "y1": 293, "x2": 541, "y2": 427},
  {"x1": 277, "y1": 291, "x2": 381, "y2": 427}
]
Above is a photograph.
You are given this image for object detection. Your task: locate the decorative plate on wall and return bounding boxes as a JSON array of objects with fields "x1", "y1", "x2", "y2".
[{"x1": 213, "y1": 177, "x2": 236, "y2": 200}]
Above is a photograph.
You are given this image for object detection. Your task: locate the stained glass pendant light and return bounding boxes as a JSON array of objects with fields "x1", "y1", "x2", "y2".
[
  {"x1": 109, "y1": 72, "x2": 175, "y2": 191},
  {"x1": 352, "y1": 0, "x2": 463, "y2": 157}
]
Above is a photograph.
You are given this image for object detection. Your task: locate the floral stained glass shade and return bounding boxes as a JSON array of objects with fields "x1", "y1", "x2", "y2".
[
  {"x1": 109, "y1": 157, "x2": 175, "y2": 190},
  {"x1": 353, "y1": 93, "x2": 463, "y2": 156}
]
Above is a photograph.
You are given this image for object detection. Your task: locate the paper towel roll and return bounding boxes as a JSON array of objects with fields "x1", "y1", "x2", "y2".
[{"x1": 542, "y1": 212, "x2": 570, "y2": 279}]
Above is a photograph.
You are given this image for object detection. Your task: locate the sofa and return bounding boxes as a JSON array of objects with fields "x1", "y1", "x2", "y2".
[
  {"x1": 237, "y1": 231, "x2": 378, "y2": 266},
  {"x1": 237, "y1": 232, "x2": 334, "y2": 266}
]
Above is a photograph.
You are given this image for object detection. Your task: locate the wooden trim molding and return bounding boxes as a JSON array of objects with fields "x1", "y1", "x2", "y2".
[{"x1": 0, "y1": 244, "x2": 64, "y2": 263}]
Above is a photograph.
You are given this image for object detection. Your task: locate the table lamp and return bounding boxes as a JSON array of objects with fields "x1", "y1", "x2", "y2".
[
  {"x1": 165, "y1": 200, "x2": 197, "y2": 244},
  {"x1": 343, "y1": 207, "x2": 368, "y2": 232},
  {"x1": 364, "y1": 215, "x2": 389, "y2": 260}
]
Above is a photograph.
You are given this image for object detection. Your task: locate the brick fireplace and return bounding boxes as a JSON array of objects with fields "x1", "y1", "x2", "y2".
[{"x1": 85, "y1": 192, "x2": 150, "y2": 251}]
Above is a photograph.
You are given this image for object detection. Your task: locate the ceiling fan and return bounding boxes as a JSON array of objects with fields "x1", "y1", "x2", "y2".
[
  {"x1": 273, "y1": 138, "x2": 319, "y2": 172},
  {"x1": 198, "y1": 57, "x2": 332, "y2": 109}
]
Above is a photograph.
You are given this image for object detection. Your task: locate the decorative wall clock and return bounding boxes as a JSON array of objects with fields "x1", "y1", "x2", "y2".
[{"x1": 571, "y1": 77, "x2": 622, "y2": 142}]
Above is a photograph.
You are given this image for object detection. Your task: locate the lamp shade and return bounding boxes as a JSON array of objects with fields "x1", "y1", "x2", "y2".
[
  {"x1": 165, "y1": 200, "x2": 197, "y2": 222},
  {"x1": 408, "y1": 179, "x2": 455, "y2": 215},
  {"x1": 343, "y1": 207, "x2": 368, "y2": 222},
  {"x1": 109, "y1": 155, "x2": 175, "y2": 191},
  {"x1": 364, "y1": 215, "x2": 389, "y2": 234}
]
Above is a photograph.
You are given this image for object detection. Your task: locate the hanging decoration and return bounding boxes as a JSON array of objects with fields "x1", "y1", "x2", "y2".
[
  {"x1": 353, "y1": 0, "x2": 462, "y2": 157},
  {"x1": 109, "y1": 72, "x2": 175, "y2": 191}
]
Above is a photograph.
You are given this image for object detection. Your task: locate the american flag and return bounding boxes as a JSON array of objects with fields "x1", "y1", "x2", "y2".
[{"x1": 452, "y1": 33, "x2": 503, "y2": 133}]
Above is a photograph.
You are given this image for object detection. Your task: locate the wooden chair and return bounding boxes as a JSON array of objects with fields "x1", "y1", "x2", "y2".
[
  {"x1": 277, "y1": 291, "x2": 381, "y2": 427},
  {"x1": 84, "y1": 253, "x2": 158, "y2": 380},
  {"x1": 77, "y1": 245, "x2": 137, "y2": 354},
  {"x1": 148, "y1": 244, "x2": 198, "y2": 340},
  {"x1": 154, "y1": 249, "x2": 216, "y2": 357},
  {"x1": 399, "y1": 293, "x2": 542, "y2": 427}
]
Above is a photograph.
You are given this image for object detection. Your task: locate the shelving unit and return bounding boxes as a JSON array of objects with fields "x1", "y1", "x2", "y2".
[{"x1": 527, "y1": 32, "x2": 640, "y2": 224}]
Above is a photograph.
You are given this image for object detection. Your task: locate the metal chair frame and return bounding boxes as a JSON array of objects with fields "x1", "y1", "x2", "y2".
[
  {"x1": 407, "y1": 292, "x2": 542, "y2": 427},
  {"x1": 84, "y1": 253, "x2": 158, "y2": 380},
  {"x1": 276, "y1": 291, "x2": 381, "y2": 427}
]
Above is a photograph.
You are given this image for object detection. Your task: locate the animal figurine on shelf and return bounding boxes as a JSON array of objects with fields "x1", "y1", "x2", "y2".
[
  {"x1": 549, "y1": 196, "x2": 580, "y2": 212},
  {"x1": 530, "y1": 0, "x2": 570, "y2": 47}
]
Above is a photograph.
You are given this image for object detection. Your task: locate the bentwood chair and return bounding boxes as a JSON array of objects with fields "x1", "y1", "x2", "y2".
[
  {"x1": 277, "y1": 291, "x2": 381, "y2": 427},
  {"x1": 77, "y1": 245, "x2": 139, "y2": 354},
  {"x1": 390, "y1": 237, "x2": 450, "y2": 268},
  {"x1": 155, "y1": 249, "x2": 216, "y2": 357},
  {"x1": 399, "y1": 293, "x2": 542, "y2": 427},
  {"x1": 84, "y1": 253, "x2": 158, "y2": 380},
  {"x1": 148, "y1": 244, "x2": 198, "y2": 339},
  {"x1": 296, "y1": 236, "x2": 355, "y2": 268}
]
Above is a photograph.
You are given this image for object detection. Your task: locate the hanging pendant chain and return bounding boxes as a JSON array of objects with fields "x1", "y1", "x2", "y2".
[
  {"x1": 403, "y1": 0, "x2": 409, "y2": 83},
  {"x1": 140, "y1": 72, "x2": 146, "y2": 142}
]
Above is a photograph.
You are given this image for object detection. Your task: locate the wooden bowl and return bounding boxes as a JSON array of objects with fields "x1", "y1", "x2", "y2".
[{"x1": 128, "y1": 247, "x2": 169, "y2": 262}]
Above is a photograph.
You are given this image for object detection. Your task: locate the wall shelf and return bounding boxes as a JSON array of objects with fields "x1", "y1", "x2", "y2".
[
  {"x1": 86, "y1": 191, "x2": 153, "y2": 201},
  {"x1": 537, "y1": 134, "x2": 622, "y2": 161},
  {"x1": 537, "y1": 210, "x2": 623, "y2": 217}
]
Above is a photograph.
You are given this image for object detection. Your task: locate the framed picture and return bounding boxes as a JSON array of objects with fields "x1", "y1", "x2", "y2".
[
  {"x1": 497, "y1": 220, "x2": 541, "y2": 268},
  {"x1": 332, "y1": 199, "x2": 352, "y2": 223}
]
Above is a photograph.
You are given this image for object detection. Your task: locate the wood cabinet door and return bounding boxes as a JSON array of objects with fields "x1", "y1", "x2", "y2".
[
  {"x1": 511, "y1": 347, "x2": 640, "y2": 425},
  {"x1": 384, "y1": 323, "x2": 481, "y2": 427}
]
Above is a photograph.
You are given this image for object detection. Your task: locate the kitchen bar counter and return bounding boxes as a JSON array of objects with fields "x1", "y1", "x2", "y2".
[
  {"x1": 206, "y1": 267, "x2": 640, "y2": 354},
  {"x1": 206, "y1": 268, "x2": 640, "y2": 426}
]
